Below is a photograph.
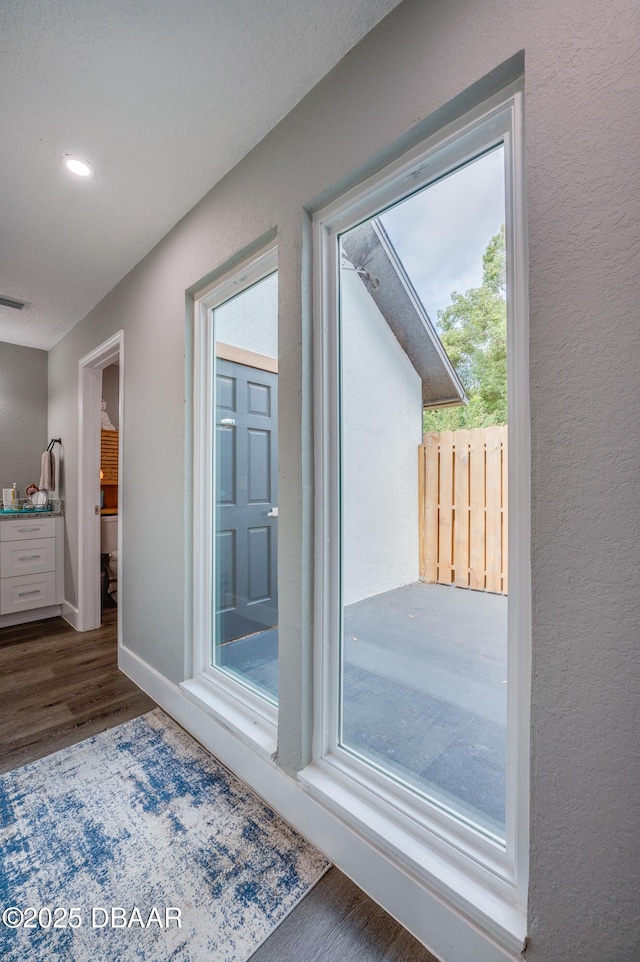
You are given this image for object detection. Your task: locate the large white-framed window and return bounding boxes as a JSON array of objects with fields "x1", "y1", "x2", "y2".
[
  {"x1": 184, "y1": 244, "x2": 279, "y2": 759},
  {"x1": 301, "y1": 83, "x2": 530, "y2": 949}
]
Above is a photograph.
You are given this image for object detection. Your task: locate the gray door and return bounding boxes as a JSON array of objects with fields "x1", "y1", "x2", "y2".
[{"x1": 215, "y1": 358, "x2": 278, "y2": 646}]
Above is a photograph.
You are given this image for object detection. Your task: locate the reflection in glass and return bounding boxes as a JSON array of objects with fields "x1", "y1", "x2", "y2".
[
  {"x1": 212, "y1": 271, "x2": 279, "y2": 704},
  {"x1": 338, "y1": 148, "x2": 508, "y2": 839}
]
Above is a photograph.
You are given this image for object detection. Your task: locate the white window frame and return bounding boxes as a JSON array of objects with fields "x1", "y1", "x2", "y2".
[
  {"x1": 182, "y1": 244, "x2": 279, "y2": 760},
  {"x1": 300, "y1": 83, "x2": 530, "y2": 951}
]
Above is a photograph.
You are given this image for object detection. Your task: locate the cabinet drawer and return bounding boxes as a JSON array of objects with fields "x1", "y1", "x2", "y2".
[
  {"x1": 1, "y1": 539, "x2": 56, "y2": 577},
  {"x1": 0, "y1": 518, "x2": 56, "y2": 542},
  {"x1": 0, "y1": 572, "x2": 56, "y2": 614}
]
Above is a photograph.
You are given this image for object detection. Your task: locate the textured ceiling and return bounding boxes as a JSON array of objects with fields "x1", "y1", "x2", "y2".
[{"x1": 0, "y1": 0, "x2": 401, "y2": 350}]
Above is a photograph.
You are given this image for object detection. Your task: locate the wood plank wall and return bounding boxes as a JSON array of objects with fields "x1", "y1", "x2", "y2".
[
  {"x1": 418, "y1": 425, "x2": 508, "y2": 594},
  {"x1": 100, "y1": 430, "x2": 119, "y2": 513},
  {"x1": 100, "y1": 430, "x2": 118, "y2": 484}
]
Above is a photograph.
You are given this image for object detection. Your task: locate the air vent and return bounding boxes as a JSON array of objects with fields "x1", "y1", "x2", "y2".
[{"x1": 0, "y1": 295, "x2": 28, "y2": 310}]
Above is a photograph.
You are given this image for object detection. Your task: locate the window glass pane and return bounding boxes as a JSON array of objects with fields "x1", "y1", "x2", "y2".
[
  {"x1": 338, "y1": 147, "x2": 507, "y2": 839},
  {"x1": 212, "y1": 271, "x2": 279, "y2": 704}
]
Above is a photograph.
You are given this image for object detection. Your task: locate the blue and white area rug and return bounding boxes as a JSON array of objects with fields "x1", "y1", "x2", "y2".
[{"x1": 0, "y1": 710, "x2": 330, "y2": 961}]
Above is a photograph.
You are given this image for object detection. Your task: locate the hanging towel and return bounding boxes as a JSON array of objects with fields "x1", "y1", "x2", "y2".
[{"x1": 39, "y1": 450, "x2": 55, "y2": 492}]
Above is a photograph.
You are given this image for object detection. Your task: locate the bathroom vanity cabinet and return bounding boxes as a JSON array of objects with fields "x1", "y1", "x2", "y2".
[{"x1": 0, "y1": 515, "x2": 65, "y2": 626}]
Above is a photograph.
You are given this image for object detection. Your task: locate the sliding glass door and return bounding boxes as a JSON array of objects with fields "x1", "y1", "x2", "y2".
[{"x1": 338, "y1": 146, "x2": 508, "y2": 839}]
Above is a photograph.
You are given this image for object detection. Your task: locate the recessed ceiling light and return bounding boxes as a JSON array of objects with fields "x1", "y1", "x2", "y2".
[{"x1": 63, "y1": 155, "x2": 94, "y2": 178}]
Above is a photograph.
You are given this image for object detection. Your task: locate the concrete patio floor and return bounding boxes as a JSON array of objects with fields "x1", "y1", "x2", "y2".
[{"x1": 220, "y1": 581, "x2": 508, "y2": 838}]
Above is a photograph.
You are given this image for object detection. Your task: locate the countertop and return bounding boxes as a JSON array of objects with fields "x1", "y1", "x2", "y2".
[{"x1": 0, "y1": 499, "x2": 64, "y2": 520}]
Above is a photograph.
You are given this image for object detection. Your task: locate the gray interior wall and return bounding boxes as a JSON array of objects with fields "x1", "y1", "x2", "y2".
[
  {"x1": 0, "y1": 341, "x2": 48, "y2": 495},
  {"x1": 46, "y1": 1, "x2": 640, "y2": 960}
]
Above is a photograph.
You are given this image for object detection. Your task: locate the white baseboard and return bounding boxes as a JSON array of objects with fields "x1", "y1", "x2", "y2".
[
  {"x1": 0, "y1": 605, "x2": 62, "y2": 628},
  {"x1": 61, "y1": 600, "x2": 80, "y2": 629},
  {"x1": 118, "y1": 643, "x2": 521, "y2": 962}
]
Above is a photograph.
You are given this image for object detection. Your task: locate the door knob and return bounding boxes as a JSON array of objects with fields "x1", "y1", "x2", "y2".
[{"x1": 267, "y1": 507, "x2": 279, "y2": 518}]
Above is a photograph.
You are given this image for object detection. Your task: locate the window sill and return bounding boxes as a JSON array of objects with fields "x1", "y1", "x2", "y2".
[
  {"x1": 298, "y1": 756, "x2": 526, "y2": 955},
  {"x1": 181, "y1": 674, "x2": 277, "y2": 760}
]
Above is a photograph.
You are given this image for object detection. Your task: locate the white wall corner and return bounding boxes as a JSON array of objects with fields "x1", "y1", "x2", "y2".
[{"x1": 61, "y1": 600, "x2": 80, "y2": 630}]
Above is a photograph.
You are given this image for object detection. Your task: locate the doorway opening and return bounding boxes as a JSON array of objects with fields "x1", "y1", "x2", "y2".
[
  {"x1": 77, "y1": 331, "x2": 123, "y2": 638},
  {"x1": 100, "y1": 360, "x2": 119, "y2": 614}
]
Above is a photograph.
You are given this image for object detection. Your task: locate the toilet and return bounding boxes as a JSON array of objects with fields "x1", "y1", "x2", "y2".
[
  {"x1": 100, "y1": 515, "x2": 118, "y2": 554},
  {"x1": 107, "y1": 551, "x2": 118, "y2": 604}
]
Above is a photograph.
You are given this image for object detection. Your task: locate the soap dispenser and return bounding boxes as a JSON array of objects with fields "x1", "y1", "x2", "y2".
[{"x1": 11, "y1": 482, "x2": 18, "y2": 508}]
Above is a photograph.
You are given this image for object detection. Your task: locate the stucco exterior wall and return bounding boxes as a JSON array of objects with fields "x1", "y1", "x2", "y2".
[
  {"x1": 214, "y1": 271, "x2": 278, "y2": 360},
  {"x1": 342, "y1": 267, "x2": 421, "y2": 605},
  {"x1": 46, "y1": 1, "x2": 640, "y2": 959}
]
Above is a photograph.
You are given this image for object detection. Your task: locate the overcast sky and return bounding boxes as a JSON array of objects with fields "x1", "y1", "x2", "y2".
[{"x1": 379, "y1": 145, "x2": 505, "y2": 327}]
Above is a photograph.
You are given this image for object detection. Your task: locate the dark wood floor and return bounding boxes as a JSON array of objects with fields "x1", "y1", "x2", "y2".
[
  {"x1": 0, "y1": 611, "x2": 438, "y2": 961},
  {"x1": 0, "y1": 609, "x2": 155, "y2": 773},
  {"x1": 253, "y1": 867, "x2": 439, "y2": 962}
]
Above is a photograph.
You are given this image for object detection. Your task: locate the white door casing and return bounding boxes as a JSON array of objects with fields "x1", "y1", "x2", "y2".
[{"x1": 77, "y1": 331, "x2": 123, "y2": 635}]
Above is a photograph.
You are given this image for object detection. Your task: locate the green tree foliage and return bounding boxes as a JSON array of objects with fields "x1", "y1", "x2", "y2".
[{"x1": 423, "y1": 225, "x2": 507, "y2": 432}]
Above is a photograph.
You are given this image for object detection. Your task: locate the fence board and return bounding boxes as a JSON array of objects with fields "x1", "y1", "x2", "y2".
[
  {"x1": 419, "y1": 425, "x2": 508, "y2": 595},
  {"x1": 423, "y1": 433, "x2": 439, "y2": 583},
  {"x1": 502, "y1": 430, "x2": 508, "y2": 594},
  {"x1": 418, "y1": 443, "x2": 426, "y2": 581},
  {"x1": 453, "y1": 429, "x2": 471, "y2": 587},
  {"x1": 437, "y1": 431, "x2": 454, "y2": 584},
  {"x1": 469, "y1": 428, "x2": 486, "y2": 590},
  {"x1": 485, "y1": 426, "x2": 502, "y2": 593}
]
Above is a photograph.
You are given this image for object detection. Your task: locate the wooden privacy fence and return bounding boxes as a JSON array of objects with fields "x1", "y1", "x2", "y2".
[{"x1": 418, "y1": 425, "x2": 508, "y2": 594}]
